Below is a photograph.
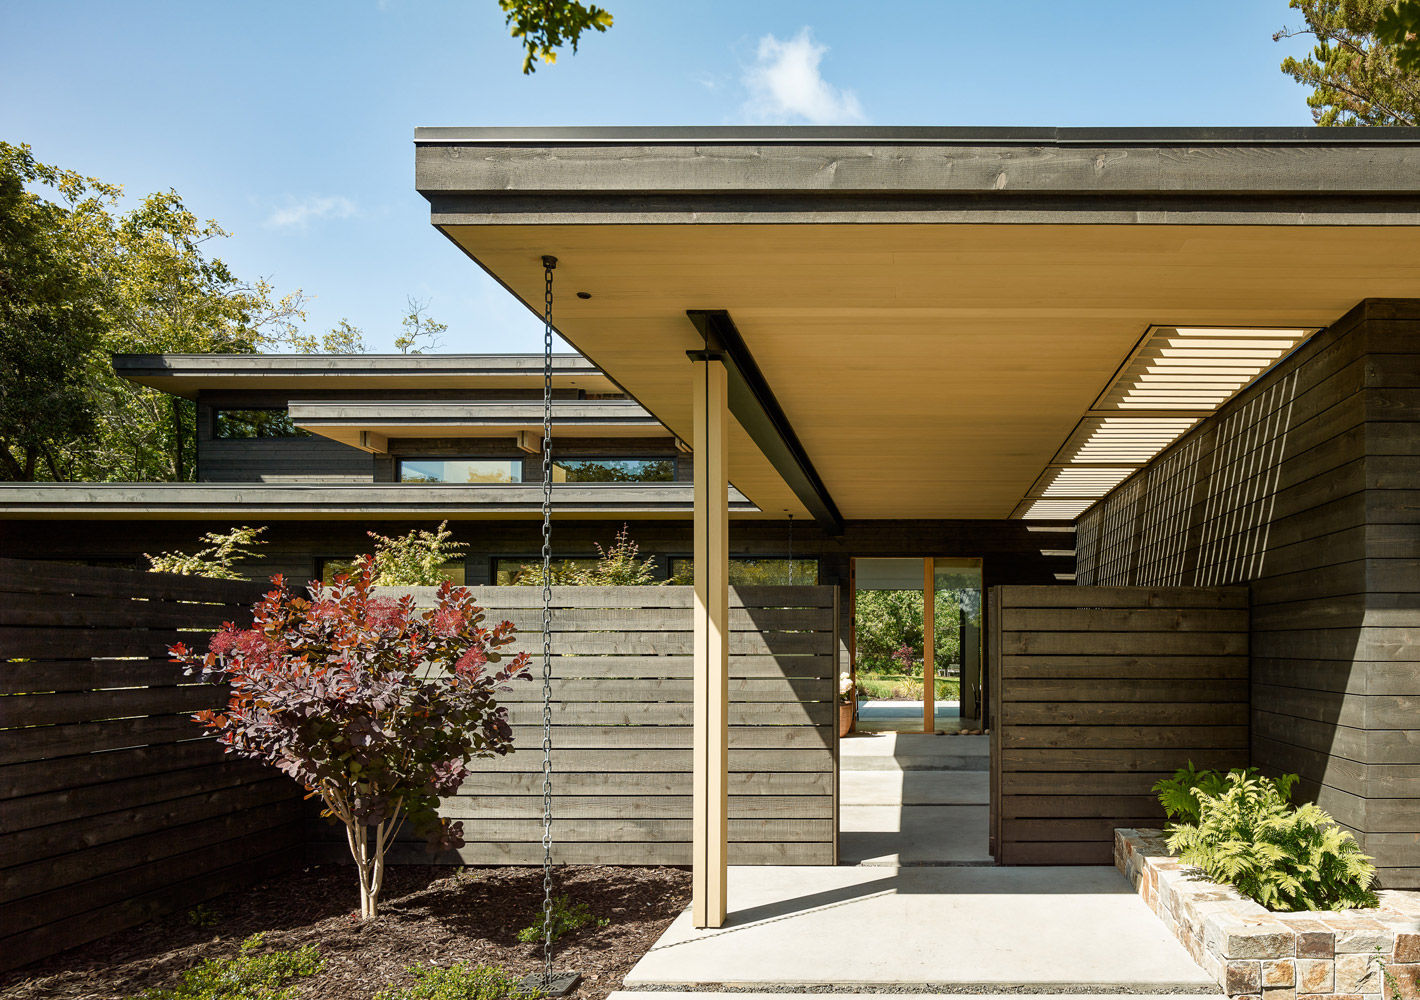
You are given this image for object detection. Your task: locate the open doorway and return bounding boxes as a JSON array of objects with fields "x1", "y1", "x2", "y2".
[
  {"x1": 840, "y1": 556, "x2": 991, "y2": 865},
  {"x1": 849, "y1": 557, "x2": 983, "y2": 734}
]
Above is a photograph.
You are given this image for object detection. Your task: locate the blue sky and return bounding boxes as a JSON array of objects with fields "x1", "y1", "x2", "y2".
[{"x1": 2, "y1": 1, "x2": 1318, "y2": 352}]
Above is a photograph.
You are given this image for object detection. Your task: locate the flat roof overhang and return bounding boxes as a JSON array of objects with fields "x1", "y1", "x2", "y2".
[
  {"x1": 114, "y1": 353, "x2": 617, "y2": 399},
  {"x1": 414, "y1": 126, "x2": 1420, "y2": 522},
  {"x1": 288, "y1": 398, "x2": 669, "y2": 449},
  {"x1": 0, "y1": 482, "x2": 756, "y2": 520}
]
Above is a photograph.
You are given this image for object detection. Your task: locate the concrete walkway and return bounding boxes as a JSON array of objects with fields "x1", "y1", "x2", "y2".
[
  {"x1": 840, "y1": 732, "x2": 992, "y2": 866},
  {"x1": 623, "y1": 865, "x2": 1215, "y2": 989}
]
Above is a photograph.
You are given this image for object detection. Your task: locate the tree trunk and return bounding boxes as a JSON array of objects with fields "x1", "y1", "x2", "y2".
[
  {"x1": 345, "y1": 819, "x2": 380, "y2": 920},
  {"x1": 342, "y1": 806, "x2": 402, "y2": 920}
]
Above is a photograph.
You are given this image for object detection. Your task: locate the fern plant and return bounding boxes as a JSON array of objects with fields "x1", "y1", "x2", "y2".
[
  {"x1": 1165, "y1": 770, "x2": 1378, "y2": 912},
  {"x1": 1153, "y1": 761, "x2": 1235, "y2": 826}
]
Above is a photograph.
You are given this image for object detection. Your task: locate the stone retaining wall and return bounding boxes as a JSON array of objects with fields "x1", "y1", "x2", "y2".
[{"x1": 1115, "y1": 829, "x2": 1420, "y2": 999}]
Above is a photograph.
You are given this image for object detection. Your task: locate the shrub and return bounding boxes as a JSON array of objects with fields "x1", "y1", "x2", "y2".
[
  {"x1": 511, "y1": 523, "x2": 659, "y2": 585},
  {"x1": 374, "y1": 963, "x2": 529, "y2": 1000},
  {"x1": 145, "y1": 526, "x2": 266, "y2": 579},
  {"x1": 326, "y1": 521, "x2": 470, "y2": 586},
  {"x1": 1165, "y1": 769, "x2": 1379, "y2": 912},
  {"x1": 170, "y1": 557, "x2": 531, "y2": 918},
  {"x1": 138, "y1": 933, "x2": 322, "y2": 999},
  {"x1": 364, "y1": 521, "x2": 469, "y2": 585},
  {"x1": 516, "y1": 895, "x2": 608, "y2": 944}
]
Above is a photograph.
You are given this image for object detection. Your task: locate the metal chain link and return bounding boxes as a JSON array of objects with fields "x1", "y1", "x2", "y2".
[{"x1": 539, "y1": 254, "x2": 557, "y2": 988}]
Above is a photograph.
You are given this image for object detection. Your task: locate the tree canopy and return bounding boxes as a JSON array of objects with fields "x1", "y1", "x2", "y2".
[
  {"x1": 0, "y1": 144, "x2": 452, "y2": 483},
  {"x1": 0, "y1": 141, "x2": 305, "y2": 481},
  {"x1": 1277, "y1": 0, "x2": 1420, "y2": 124}
]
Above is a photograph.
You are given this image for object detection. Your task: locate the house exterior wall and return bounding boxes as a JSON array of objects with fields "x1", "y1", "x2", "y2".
[
  {"x1": 990, "y1": 585, "x2": 1251, "y2": 866},
  {"x1": 1074, "y1": 298, "x2": 1420, "y2": 888},
  {"x1": 192, "y1": 386, "x2": 644, "y2": 484},
  {"x1": 0, "y1": 516, "x2": 1074, "y2": 590},
  {"x1": 196, "y1": 390, "x2": 376, "y2": 483}
]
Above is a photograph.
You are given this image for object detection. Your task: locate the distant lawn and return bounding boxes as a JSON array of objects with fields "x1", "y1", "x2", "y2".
[{"x1": 855, "y1": 672, "x2": 960, "y2": 701}]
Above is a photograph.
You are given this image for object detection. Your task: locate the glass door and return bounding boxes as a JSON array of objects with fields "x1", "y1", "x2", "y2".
[
  {"x1": 932, "y1": 559, "x2": 984, "y2": 731},
  {"x1": 850, "y1": 556, "x2": 983, "y2": 733}
]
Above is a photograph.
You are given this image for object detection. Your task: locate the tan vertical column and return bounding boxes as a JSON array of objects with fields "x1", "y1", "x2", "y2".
[
  {"x1": 923, "y1": 557, "x2": 935, "y2": 734},
  {"x1": 692, "y1": 357, "x2": 729, "y2": 929}
]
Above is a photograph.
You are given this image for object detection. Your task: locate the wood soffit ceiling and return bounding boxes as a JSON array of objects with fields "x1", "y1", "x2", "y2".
[{"x1": 439, "y1": 223, "x2": 1420, "y2": 521}]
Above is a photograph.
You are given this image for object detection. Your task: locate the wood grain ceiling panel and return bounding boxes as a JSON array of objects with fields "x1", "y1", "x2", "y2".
[{"x1": 441, "y1": 223, "x2": 1420, "y2": 520}]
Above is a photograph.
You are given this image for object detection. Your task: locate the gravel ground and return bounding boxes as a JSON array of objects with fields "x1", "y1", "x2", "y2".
[{"x1": 1, "y1": 864, "x2": 690, "y2": 1000}]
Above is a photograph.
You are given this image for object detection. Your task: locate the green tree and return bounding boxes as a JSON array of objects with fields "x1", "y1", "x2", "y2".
[
  {"x1": 1379, "y1": 0, "x2": 1420, "y2": 70},
  {"x1": 854, "y1": 588, "x2": 964, "y2": 675},
  {"x1": 282, "y1": 317, "x2": 368, "y2": 354},
  {"x1": 1276, "y1": 0, "x2": 1420, "y2": 124},
  {"x1": 395, "y1": 296, "x2": 448, "y2": 354},
  {"x1": 0, "y1": 142, "x2": 109, "y2": 481},
  {"x1": 499, "y1": 0, "x2": 613, "y2": 74},
  {"x1": 0, "y1": 142, "x2": 306, "y2": 482}
]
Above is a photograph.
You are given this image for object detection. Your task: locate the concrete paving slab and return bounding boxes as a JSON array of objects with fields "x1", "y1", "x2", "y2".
[
  {"x1": 840, "y1": 771, "x2": 989, "y2": 806},
  {"x1": 840, "y1": 733, "x2": 989, "y2": 771},
  {"x1": 839, "y1": 805, "x2": 992, "y2": 865},
  {"x1": 624, "y1": 866, "x2": 1213, "y2": 988}
]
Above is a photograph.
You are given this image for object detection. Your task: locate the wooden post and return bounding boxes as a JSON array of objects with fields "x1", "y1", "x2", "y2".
[
  {"x1": 923, "y1": 557, "x2": 935, "y2": 733},
  {"x1": 692, "y1": 357, "x2": 729, "y2": 929}
]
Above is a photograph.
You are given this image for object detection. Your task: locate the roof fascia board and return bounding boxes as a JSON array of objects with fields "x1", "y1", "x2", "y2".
[{"x1": 414, "y1": 125, "x2": 1420, "y2": 147}]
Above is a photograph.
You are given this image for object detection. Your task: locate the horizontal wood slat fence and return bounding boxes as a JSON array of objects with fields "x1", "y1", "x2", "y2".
[
  {"x1": 0, "y1": 558, "x2": 289, "y2": 972},
  {"x1": 989, "y1": 585, "x2": 1250, "y2": 865},
  {"x1": 306, "y1": 585, "x2": 840, "y2": 868},
  {"x1": 2, "y1": 569, "x2": 838, "y2": 970}
]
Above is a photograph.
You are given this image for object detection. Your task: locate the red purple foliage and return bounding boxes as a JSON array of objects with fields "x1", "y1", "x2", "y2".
[{"x1": 169, "y1": 556, "x2": 531, "y2": 917}]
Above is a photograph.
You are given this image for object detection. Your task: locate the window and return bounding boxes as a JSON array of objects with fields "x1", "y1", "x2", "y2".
[
  {"x1": 318, "y1": 557, "x2": 466, "y2": 585},
  {"x1": 213, "y1": 408, "x2": 309, "y2": 439},
  {"x1": 398, "y1": 459, "x2": 522, "y2": 484},
  {"x1": 493, "y1": 557, "x2": 599, "y2": 585},
  {"x1": 667, "y1": 557, "x2": 819, "y2": 586},
  {"x1": 552, "y1": 458, "x2": 674, "y2": 483}
]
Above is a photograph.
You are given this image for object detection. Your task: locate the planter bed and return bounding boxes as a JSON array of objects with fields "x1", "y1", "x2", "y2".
[
  {"x1": 1116, "y1": 828, "x2": 1420, "y2": 999},
  {"x1": 0, "y1": 864, "x2": 689, "y2": 1000}
]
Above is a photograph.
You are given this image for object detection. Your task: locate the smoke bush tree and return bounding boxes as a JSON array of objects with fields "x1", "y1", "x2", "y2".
[{"x1": 170, "y1": 556, "x2": 531, "y2": 918}]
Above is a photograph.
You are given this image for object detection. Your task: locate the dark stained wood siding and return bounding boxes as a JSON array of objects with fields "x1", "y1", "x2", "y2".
[
  {"x1": 196, "y1": 391, "x2": 375, "y2": 483},
  {"x1": 0, "y1": 518, "x2": 1075, "y2": 594},
  {"x1": 0, "y1": 559, "x2": 296, "y2": 972},
  {"x1": 989, "y1": 585, "x2": 1250, "y2": 866},
  {"x1": 305, "y1": 586, "x2": 839, "y2": 866},
  {"x1": 1073, "y1": 298, "x2": 1420, "y2": 887}
]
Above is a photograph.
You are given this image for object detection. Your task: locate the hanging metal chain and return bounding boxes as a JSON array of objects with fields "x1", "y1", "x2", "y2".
[{"x1": 539, "y1": 254, "x2": 557, "y2": 987}]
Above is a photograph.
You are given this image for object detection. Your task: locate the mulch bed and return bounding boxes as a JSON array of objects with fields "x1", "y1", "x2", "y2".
[{"x1": 1, "y1": 864, "x2": 691, "y2": 1000}]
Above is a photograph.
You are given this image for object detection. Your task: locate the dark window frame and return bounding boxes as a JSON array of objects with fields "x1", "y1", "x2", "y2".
[
  {"x1": 212, "y1": 407, "x2": 310, "y2": 440},
  {"x1": 551, "y1": 455, "x2": 677, "y2": 483},
  {"x1": 317, "y1": 554, "x2": 468, "y2": 585},
  {"x1": 396, "y1": 457, "x2": 524, "y2": 484},
  {"x1": 667, "y1": 555, "x2": 820, "y2": 586},
  {"x1": 491, "y1": 555, "x2": 602, "y2": 585}
]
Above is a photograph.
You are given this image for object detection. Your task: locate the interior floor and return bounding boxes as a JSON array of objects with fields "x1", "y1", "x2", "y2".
[{"x1": 838, "y1": 732, "x2": 992, "y2": 866}]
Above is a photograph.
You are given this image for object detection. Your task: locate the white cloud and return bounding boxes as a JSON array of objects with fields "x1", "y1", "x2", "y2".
[
  {"x1": 741, "y1": 28, "x2": 864, "y2": 124},
  {"x1": 265, "y1": 195, "x2": 358, "y2": 230}
]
